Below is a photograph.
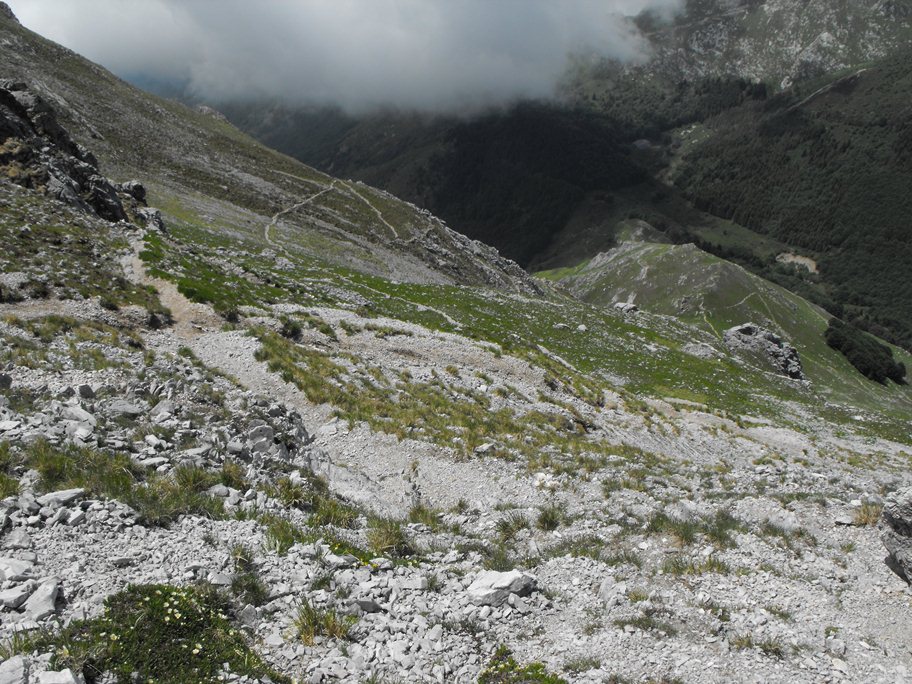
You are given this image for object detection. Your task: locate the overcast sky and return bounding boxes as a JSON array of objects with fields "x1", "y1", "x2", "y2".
[{"x1": 11, "y1": 0, "x2": 682, "y2": 112}]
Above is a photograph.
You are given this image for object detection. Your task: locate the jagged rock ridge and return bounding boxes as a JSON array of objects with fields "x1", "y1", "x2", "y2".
[{"x1": 0, "y1": 80, "x2": 160, "y2": 226}]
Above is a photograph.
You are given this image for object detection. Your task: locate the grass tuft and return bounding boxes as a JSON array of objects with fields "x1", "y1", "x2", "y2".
[
  {"x1": 294, "y1": 598, "x2": 354, "y2": 646},
  {"x1": 366, "y1": 517, "x2": 414, "y2": 558}
]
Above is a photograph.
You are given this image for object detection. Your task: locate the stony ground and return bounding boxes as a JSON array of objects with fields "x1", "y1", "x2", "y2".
[{"x1": 0, "y1": 223, "x2": 910, "y2": 683}]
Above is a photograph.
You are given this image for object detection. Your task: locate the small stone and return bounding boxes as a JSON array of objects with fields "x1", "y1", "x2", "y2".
[
  {"x1": 247, "y1": 425, "x2": 274, "y2": 443},
  {"x1": 208, "y1": 572, "x2": 232, "y2": 586},
  {"x1": 238, "y1": 604, "x2": 258, "y2": 627},
  {"x1": 62, "y1": 405, "x2": 95, "y2": 425},
  {"x1": 207, "y1": 484, "x2": 230, "y2": 497},
  {"x1": 0, "y1": 557, "x2": 34, "y2": 580},
  {"x1": 826, "y1": 637, "x2": 847, "y2": 656},
  {"x1": 67, "y1": 510, "x2": 86, "y2": 526},
  {"x1": 831, "y1": 658, "x2": 849, "y2": 674},
  {"x1": 107, "y1": 400, "x2": 145, "y2": 417},
  {"x1": 399, "y1": 576, "x2": 428, "y2": 591},
  {"x1": 32, "y1": 670, "x2": 84, "y2": 684},
  {"x1": 150, "y1": 400, "x2": 175, "y2": 419},
  {"x1": 0, "y1": 582, "x2": 34, "y2": 608},
  {"x1": 352, "y1": 598, "x2": 383, "y2": 614},
  {"x1": 466, "y1": 570, "x2": 537, "y2": 607}
]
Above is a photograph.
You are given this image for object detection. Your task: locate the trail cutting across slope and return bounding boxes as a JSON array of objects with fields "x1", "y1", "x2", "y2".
[{"x1": 264, "y1": 182, "x2": 337, "y2": 247}]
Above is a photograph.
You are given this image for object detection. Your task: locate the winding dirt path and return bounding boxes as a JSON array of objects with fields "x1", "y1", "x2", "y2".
[
  {"x1": 345, "y1": 183, "x2": 399, "y2": 239},
  {"x1": 119, "y1": 241, "x2": 222, "y2": 340},
  {"x1": 264, "y1": 182, "x2": 336, "y2": 247}
]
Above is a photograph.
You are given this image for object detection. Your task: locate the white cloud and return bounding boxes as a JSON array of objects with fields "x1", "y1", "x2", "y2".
[{"x1": 11, "y1": 0, "x2": 682, "y2": 111}]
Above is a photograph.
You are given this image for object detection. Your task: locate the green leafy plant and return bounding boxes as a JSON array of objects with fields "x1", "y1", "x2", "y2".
[
  {"x1": 478, "y1": 646, "x2": 567, "y2": 683},
  {"x1": 25, "y1": 584, "x2": 288, "y2": 683}
]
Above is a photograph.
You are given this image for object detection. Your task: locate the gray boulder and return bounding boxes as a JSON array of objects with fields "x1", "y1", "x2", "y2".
[
  {"x1": 118, "y1": 180, "x2": 146, "y2": 202},
  {"x1": 37, "y1": 488, "x2": 85, "y2": 508},
  {"x1": 137, "y1": 207, "x2": 166, "y2": 232},
  {"x1": 0, "y1": 581, "x2": 34, "y2": 608},
  {"x1": 107, "y1": 400, "x2": 145, "y2": 417},
  {"x1": 62, "y1": 405, "x2": 95, "y2": 425},
  {"x1": 23, "y1": 577, "x2": 61, "y2": 620},
  {"x1": 3, "y1": 528, "x2": 32, "y2": 550},
  {"x1": 881, "y1": 487, "x2": 912, "y2": 582},
  {"x1": 0, "y1": 655, "x2": 28, "y2": 684},
  {"x1": 723, "y1": 323, "x2": 804, "y2": 379},
  {"x1": 86, "y1": 175, "x2": 127, "y2": 222},
  {"x1": 0, "y1": 557, "x2": 34, "y2": 580},
  {"x1": 466, "y1": 569, "x2": 536, "y2": 607}
]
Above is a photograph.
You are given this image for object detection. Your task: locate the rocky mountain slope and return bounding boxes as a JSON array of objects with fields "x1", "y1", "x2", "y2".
[
  {"x1": 0, "y1": 10, "x2": 536, "y2": 296},
  {"x1": 566, "y1": 0, "x2": 912, "y2": 103},
  {"x1": 1, "y1": 6, "x2": 912, "y2": 684}
]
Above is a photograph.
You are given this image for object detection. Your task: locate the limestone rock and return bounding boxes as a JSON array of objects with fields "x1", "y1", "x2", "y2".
[
  {"x1": 36, "y1": 488, "x2": 85, "y2": 508},
  {"x1": 0, "y1": 655, "x2": 28, "y2": 684},
  {"x1": 118, "y1": 179, "x2": 146, "y2": 202},
  {"x1": 0, "y1": 581, "x2": 34, "y2": 609},
  {"x1": 723, "y1": 323, "x2": 804, "y2": 379},
  {"x1": 23, "y1": 577, "x2": 61, "y2": 620},
  {"x1": 881, "y1": 487, "x2": 912, "y2": 582},
  {"x1": 466, "y1": 570, "x2": 536, "y2": 607},
  {"x1": 0, "y1": 557, "x2": 34, "y2": 581},
  {"x1": 107, "y1": 399, "x2": 145, "y2": 417},
  {"x1": 33, "y1": 670, "x2": 84, "y2": 684},
  {"x1": 3, "y1": 529, "x2": 31, "y2": 550}
]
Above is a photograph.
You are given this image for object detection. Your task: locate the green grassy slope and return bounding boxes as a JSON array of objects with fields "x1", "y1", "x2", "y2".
[{"x1": 538, "y1": 235, "x2": 912, "y2": 418}]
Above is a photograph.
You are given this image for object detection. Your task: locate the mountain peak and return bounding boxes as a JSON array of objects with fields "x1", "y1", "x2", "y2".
[{"x1": 0, "y1": 3, "x2": 18, "y2": 24}]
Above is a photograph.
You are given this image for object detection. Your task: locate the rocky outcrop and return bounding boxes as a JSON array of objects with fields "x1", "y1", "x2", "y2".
[
  {"x1": 723, "y1": 323, "x2": 804, "y2": 379},
  {"x1": 0, "y1": 80, "x2": 127, "y2": 221},
  {"x1": 881, "y1": 487, "x2": 912, "y2": 582},
  {"x1": 0, "y1": 2, "x2": 17, "y2": 24}
]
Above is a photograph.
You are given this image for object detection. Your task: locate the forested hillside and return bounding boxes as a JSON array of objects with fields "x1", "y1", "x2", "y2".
[{"x1": 672, "y1": 49, "x2": 912, "y2": 349}]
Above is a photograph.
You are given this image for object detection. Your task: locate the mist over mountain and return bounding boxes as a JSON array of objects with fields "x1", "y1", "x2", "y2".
[{"x1": 11, "y1": 0, "x2": 684, "y2": 113}]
